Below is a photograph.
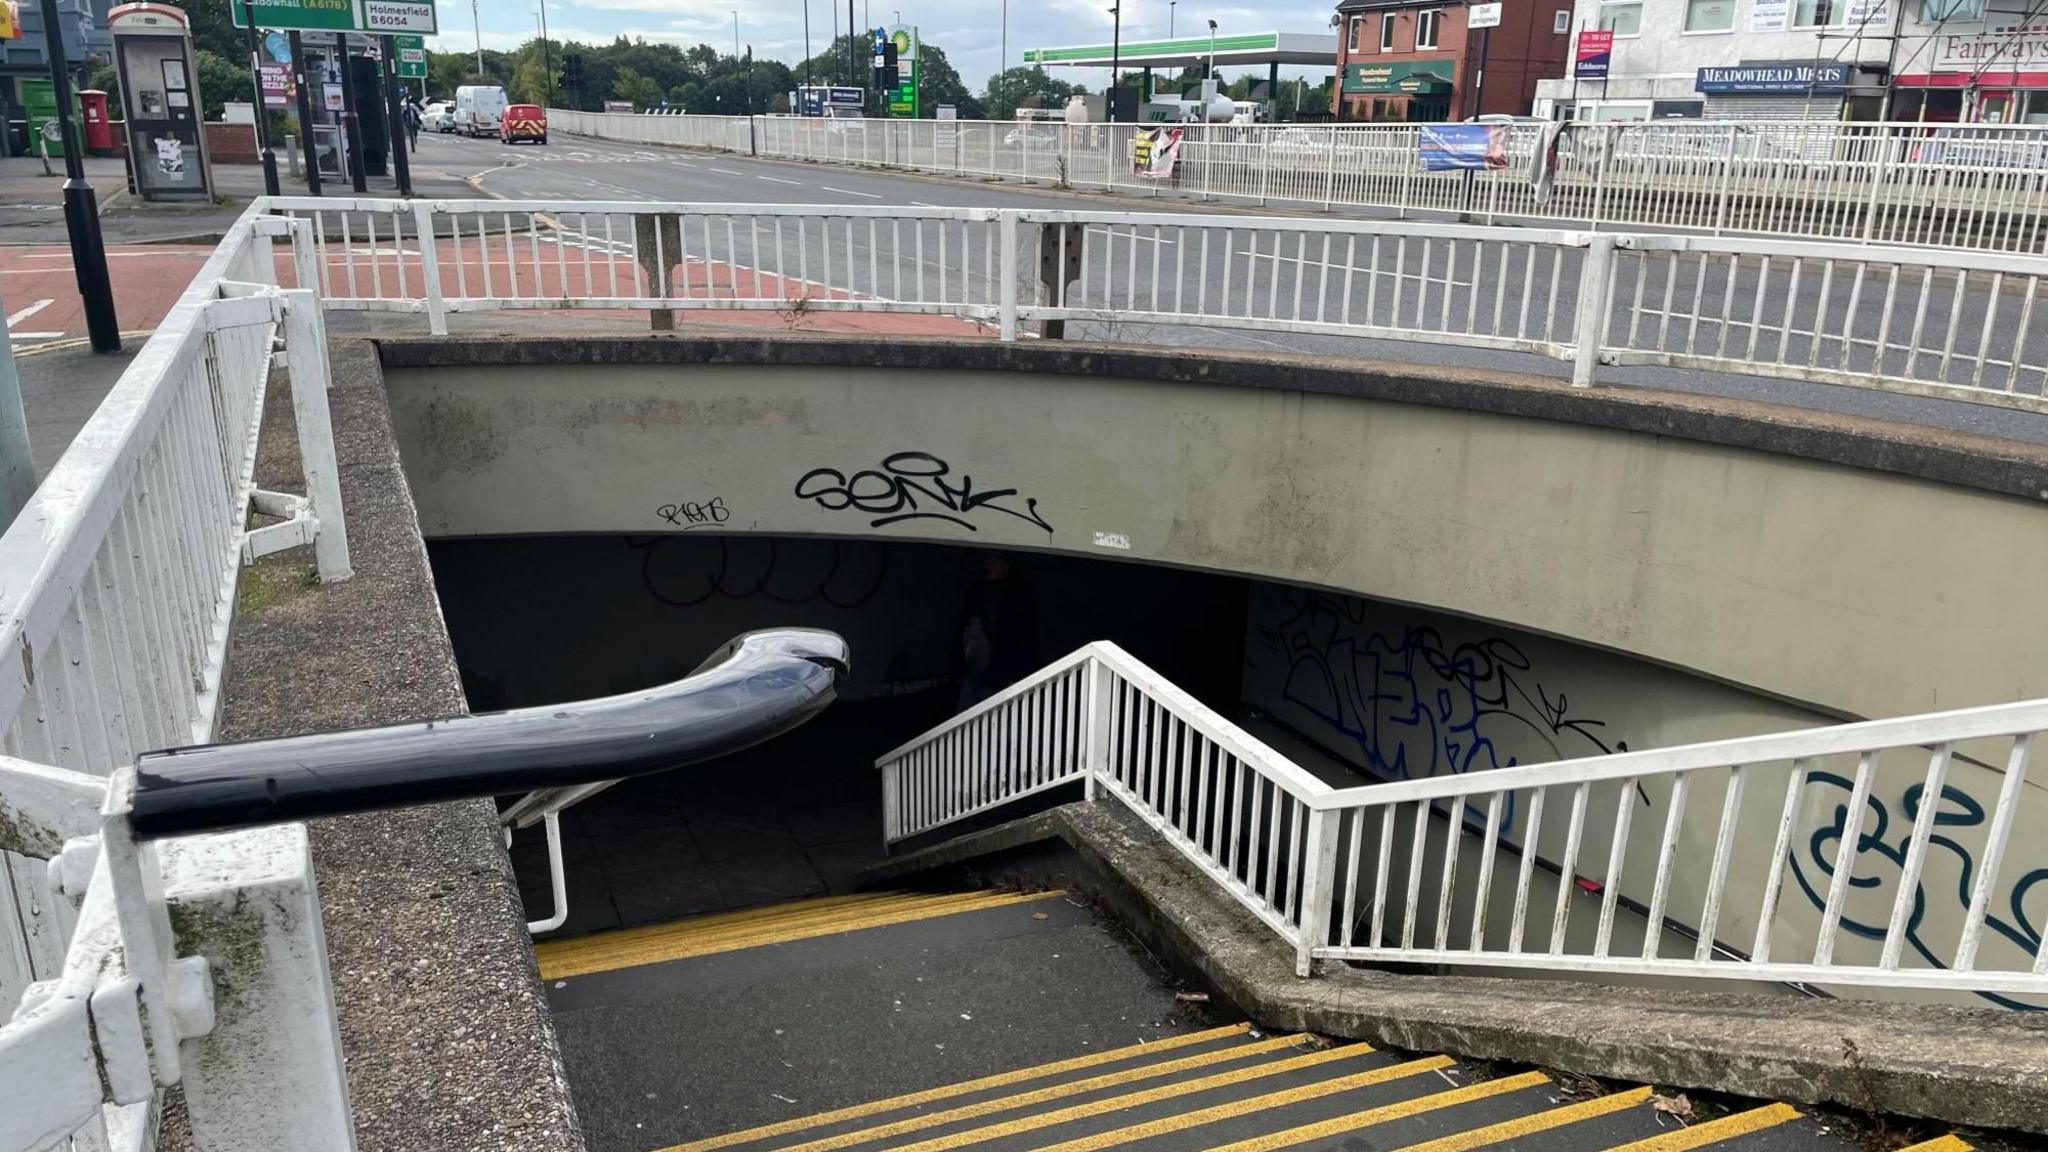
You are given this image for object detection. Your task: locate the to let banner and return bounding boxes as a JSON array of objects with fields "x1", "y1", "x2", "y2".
[{"x1": 1575, "y1": 29, "x2": 1614, "y2": 79}]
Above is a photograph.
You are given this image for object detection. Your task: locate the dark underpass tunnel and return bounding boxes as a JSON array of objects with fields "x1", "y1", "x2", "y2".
[{"x1": 427, "y1": 534, "x2": 1253, "y2": 937}]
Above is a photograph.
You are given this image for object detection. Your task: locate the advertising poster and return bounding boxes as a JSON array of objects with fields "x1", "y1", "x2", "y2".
[
  {"x1": 1419, "y1": 124, "x2": 1508, "y2": 171},
  {"x1": 1750, "y1": 0, "x2": 1789, "y2": 31},
  {"x1": 1132, "y1": 126, "x2": 1184, "y2": 179}
]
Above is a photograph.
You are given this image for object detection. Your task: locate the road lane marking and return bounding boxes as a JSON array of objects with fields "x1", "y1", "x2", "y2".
[
  {"x1": 6, "y1": 299, "x2": 54, "y2": 327},
  {"x1": 910, "y1": 200, "x2": 941, "y2": 207},
  {"x1": 757, "y1": 175, "x2": 804, "y2": 185},
  {"x1": 1085, "y1": 226, "x2": 1174, "y2": 246},
  {"x1": 1594, "y1": 1103, "x2": 1801, "y2": 1151},
  {"x1": 1380, "y1": 1086, "x2": 1652, "y2": 1152},
  {"x1": 822, "y1": 186, "x2": 883, "y2": 199},
  {"x1": 7, "y1": 332, "x2": 65, "y2": 340},
  {"x1": 709, "y1": 167, "x2": 747, "y2": 176}
]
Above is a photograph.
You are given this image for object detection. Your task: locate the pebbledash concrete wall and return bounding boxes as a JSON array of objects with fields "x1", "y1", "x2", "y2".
[{"x1": 378, "y1": 334, "x2": 2048, "y2": 1009}]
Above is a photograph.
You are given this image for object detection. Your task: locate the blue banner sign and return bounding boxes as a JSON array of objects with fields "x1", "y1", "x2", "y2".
[
  {"x1": 1694, "y1": 62, "x2": 1850, "y2": 94},
  {"x1": 1418, "y1": 124, "x2": 1508, "y2": 172}
]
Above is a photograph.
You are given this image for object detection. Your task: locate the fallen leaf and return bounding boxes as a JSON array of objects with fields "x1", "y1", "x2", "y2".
[
  {"x1": 1650, "y1": 1093, "x2": 1693, "y2": 1124},
  {"x1": 1032, "y1": 912, "x2": 1050, "y2": 920}
]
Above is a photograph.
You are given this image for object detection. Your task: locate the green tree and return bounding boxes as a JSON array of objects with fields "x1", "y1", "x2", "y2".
[
  {"x1": 612, "y1": 65, "x2": 664, "y2": 110},
  {"x1": 193, "y1": 49, "x2": 252, "y2": 121},
  {"x1": 983, "y1": 66, "x2": 1084, "y2": 121},
  {"x1": 511, "y1": 46, "x2": 557, "y2": 104}
]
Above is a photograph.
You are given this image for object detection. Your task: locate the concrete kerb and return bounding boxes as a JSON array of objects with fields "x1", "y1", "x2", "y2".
[{"x1": 859, "y1": 800, "x2": 2048, "y2": 1135}]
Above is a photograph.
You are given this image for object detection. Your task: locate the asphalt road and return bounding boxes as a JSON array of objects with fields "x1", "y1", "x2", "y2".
[{"x1": 416, "y1": 128, "x2": 2048, "y2": 446}]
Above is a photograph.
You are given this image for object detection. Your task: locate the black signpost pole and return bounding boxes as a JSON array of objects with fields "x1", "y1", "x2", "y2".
[
  {"x1": 36, "y1": 0, "x2": 119, "y2": 352},
  {"x1": 242, "y1": 0, "x2": 282, "y2": 196},
  {"x1": 339, "y1": 39, "x2": 368, "y2": 192},
  {"x1": 289, "y1": 30, "x2": 323, "y2": 194},
  {"x1": 381, "y1": 34, "x2": 413, "y2": 195}
]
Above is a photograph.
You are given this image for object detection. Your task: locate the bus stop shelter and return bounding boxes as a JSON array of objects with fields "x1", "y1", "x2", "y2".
[{"x1": 1022, "y1": 31, "x2": 1337, "y2": 107}]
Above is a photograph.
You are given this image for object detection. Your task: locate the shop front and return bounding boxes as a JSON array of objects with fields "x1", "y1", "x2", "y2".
[
  {"x1": 1892, "y1": 27, "x2": 2048, "y2": 123},
  {"x1": 1341, "y1": 60, "x2": 1456, "y2": 122},
  {"x1": 1692, "y1": 61, "x2": 1865, "y2": 120}
]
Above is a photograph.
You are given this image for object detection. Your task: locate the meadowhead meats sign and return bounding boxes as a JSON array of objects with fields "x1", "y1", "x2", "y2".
[{"x1": 1694, "y1": 62, "x2": 1849, "y2": 93}]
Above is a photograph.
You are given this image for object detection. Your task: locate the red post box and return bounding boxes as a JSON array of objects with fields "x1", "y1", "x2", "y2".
[{"x1": 78, "y1": 91, "x2": 115, "y2": 154}]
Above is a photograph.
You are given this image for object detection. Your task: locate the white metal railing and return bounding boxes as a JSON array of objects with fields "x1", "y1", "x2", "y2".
[
  {"x1": 877, "y1": 643, "x2": 2048, "y2": 1000},
  {"x1": 0, "y1": 204, "x2": 353, "y2": 1152},
  {"x1": 555, "y1": 112, "x2": 2048, "y2": 255},
  {"x1": 289, "y1": 196, "x2": 2048, "y2": 412}
]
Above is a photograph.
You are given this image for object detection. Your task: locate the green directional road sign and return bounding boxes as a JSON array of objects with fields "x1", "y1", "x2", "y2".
[
  {"x1": 361, "y1": 0, "x2": 437, "y2": 35},
  {"x1": 396, "y1": 34, "x2": 427, "y2": 79},
  {"x1": 230, "y1": 0, "x2": 360, "y2": 32}
]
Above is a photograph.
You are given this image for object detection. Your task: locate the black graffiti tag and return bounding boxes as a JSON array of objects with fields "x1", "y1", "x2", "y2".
[
  {"x1": 793, "y1": 452, "x2": 1052, "y2": 534},
  {"x1": 657, "y1": 496, "x2": 731, "y2": 528}
]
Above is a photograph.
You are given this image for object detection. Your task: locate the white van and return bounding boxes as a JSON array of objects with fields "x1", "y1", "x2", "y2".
[{"x1": 454, "y1": 86, "x2": 508, "y2": 137}]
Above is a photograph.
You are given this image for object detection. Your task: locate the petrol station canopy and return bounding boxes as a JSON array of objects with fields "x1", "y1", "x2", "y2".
[{"x1": 1022, "y1": 32, "x2": 1337, "y2": 71}]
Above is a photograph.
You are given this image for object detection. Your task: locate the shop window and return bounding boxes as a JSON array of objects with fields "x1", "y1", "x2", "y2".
[
  {"x1": 1554, "y1": 9, "x2": 1572, "y2": 32},
  {"x1": 2024, "y1": 90, "x2": 2048, "y2": 125},
  {"x1": 1417, "y1": 8, "x2": 1441, "y2": 47},
  {"x1": 1920, "y1": 0, "x2": 1983, "y2": 18},
  {"x1": 1685, "y1": 0, "x2": 1735, "y2": 30},
  {"x1": 1598, "y1": 1, "x2": 1642, "y2": 34},
  {"x1": 1381, "y1": 14, "x2": 1398, "y2": 49}
]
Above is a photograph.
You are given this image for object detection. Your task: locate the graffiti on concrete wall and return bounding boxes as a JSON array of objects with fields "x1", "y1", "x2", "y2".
[
  {"x1": 1791, "y1": 774, "x2": 2047, "y2": 1010},
  {"x1": 1256, "y1": 589, "x2": 1634, "y2": 835},
  {"x1": 630, "y1": 536, "x2": 888, "y2": 609},
  {"x1": 794, "y1": 451, "x2": 1053, "y2": 534}
]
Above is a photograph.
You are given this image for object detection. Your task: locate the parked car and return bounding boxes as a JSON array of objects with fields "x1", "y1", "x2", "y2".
[
  {"x1": 421, "y1": 101, "x2": 455, "y2": 133},
  {"x1": 1004, "y1": 126, "x2": 1059, "y2": 147},
  {"x1": 454, "y1": 85, "x2": 507, "y2": 137},
  {"x1": 500, "y1": 103, "x2": 548, "y2": 145}
]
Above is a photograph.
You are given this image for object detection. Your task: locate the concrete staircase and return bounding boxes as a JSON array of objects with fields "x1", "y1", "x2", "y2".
[{"x1": 534, "y1": 891, "x2": 1977, "y2": 1152}]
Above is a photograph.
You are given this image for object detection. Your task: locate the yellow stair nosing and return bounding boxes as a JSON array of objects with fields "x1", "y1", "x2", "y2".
[
  {"x1": 1196, "y1": 1070, "x2": 1555, "y2": 1152},
  {"x1": 1595, "y1": 1102, "x2": 1802, "y2": 1152},
  {"x1": 753, "y1": 1033, "x2": 1323, "y2": 1152},
  {"x1": 537, "y1": 891, "x2": 962, "y2": 954},
  {"x1": 538, "y1": 890, "x2": 1067, "y2": 979},
  {"x1": 1383, "y1": 1085, "x2": 1656, "y2": 1152},
  {"x1": 1896, "y1": 1137, "x2": 1975, "y2": 1152},
  {"x1": 658, "y1": 1023, "x2": 1260, "y2": 1152},
  {"x1": 993, "y1": 1054, "x2": 1457, "y2": 1152}
]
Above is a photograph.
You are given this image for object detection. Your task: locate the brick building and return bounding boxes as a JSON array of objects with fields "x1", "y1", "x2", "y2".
[{"x1": 1332, "y1": 0, "x2": 1572, "y2": 121}]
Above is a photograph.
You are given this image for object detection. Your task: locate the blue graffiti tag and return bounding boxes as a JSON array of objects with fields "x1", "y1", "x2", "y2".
[
  {"x1": 1263, "y1": 591, "x2": 1637, "y2": 836},
  {"x1": 1789, "y1": 772, "x2": 2047, "y2": 1011}
]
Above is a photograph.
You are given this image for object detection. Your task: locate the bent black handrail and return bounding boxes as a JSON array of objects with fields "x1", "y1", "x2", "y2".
[{"x1": 127, "y1": 629, "x2": 850, "y2": 840}]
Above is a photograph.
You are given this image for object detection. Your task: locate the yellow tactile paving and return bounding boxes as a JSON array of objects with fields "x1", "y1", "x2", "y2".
[
  {"x1": 1196, "y1": 1071, "x2": 1554, "y2": 1152},
  {"x1": 662, "y1": 1024, "x2": 1256, "y2": 1152},
  {"x1": 986, "y1": 1055, "x2": 1456, "y2": 1152},
  {"x1": 1386, "y1": 1086, "x2": 1657, "y2": 1152},
  {"x1": 1598, "y1": 1103, "x2": 1802, "y2": 1151},
  {"x1": 536, "y1": 889, "x2": 1066, "y2": 979}
]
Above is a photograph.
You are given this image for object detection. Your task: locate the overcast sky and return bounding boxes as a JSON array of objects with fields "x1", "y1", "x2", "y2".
[{"x1": 431, "y1": 0, "x2": 1339, "y2": 91}]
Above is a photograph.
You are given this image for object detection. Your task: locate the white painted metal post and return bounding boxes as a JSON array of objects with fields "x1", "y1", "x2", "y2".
[
  {"x1": 412, "y1": 202, "x2": 447, "y2": 336},
  {"x1": 1860, "y1": 125, "x2": 1891, "y2": 242},
  {"x1": 1296, "y1": 807, "x2": 1339, "y2": 977},
  {"x1": 1571, "y1": 236, "x2": 1617, "y2": 389},
  {"x1": 1713, "y1": 125, "x2": 1738, "y2": 236},
  {"x1": 998, "y1": 211, "x2": 1019, "y2": 342},
  {"x1": 1082, "y1": 656, "x2": 1110, "y2": 801},
  {"x1": 289, "y1": 220, "x2": 322, "y2": 300},
  {"x1": 166, "y1": 824, "x2": 357, "y2": 1152},
  {"x1": 281, "y1": 291, "x2": 353, "y2": 582}
]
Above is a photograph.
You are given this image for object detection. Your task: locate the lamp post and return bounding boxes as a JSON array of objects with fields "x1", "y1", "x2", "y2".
[
  {"x1": 1170, "y1": 1, "x2": 1176, "y2": 36},
  {"x1": 537, "y1": 0, "x2": 555, "y2": 106},
  {"x1": 802, "y1": 0, "x2": 812, "y2": 89},
  {"x1": 241, "y1": 0, "x2": 280, "y2": 196},
  {"x1": 1108, "y1": 3, "x2": 1121, "y2": 119},
  {"x1": 35, "y1": 0, "x2": 118, "y2": 352},
  {"x1": 1207, "y1": 18, "x2": 1218, "y2": 81},
  {"x1": 472, "y1": 0, "x2": 484, "y2": 75}
]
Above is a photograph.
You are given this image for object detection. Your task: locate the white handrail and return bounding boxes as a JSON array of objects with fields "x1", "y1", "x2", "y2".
[{"x1": 878, "y1": 643, "x2": 2048, "y2": 999}]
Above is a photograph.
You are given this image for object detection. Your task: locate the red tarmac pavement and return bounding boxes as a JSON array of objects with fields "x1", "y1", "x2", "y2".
[{"x1": 3, "y1": 238, "x2": 986, "y2": 350}]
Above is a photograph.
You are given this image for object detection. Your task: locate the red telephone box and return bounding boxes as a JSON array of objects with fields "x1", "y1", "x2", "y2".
[{"x1": 77, "y1": 91, "x2": 115, "y2": 154}]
